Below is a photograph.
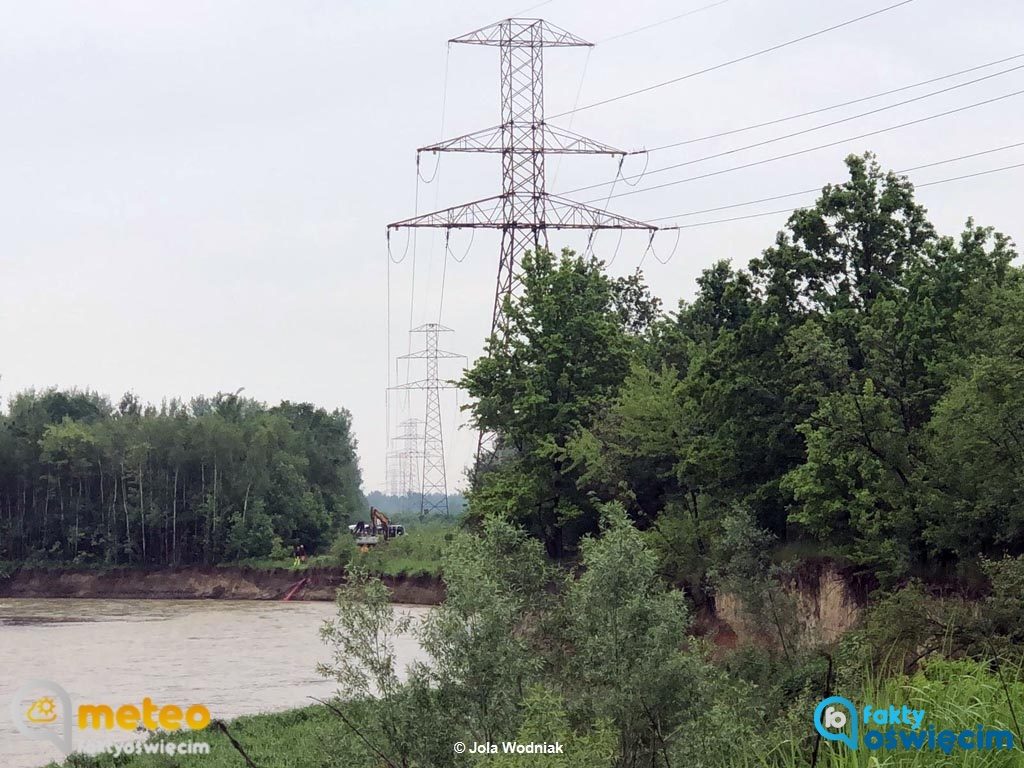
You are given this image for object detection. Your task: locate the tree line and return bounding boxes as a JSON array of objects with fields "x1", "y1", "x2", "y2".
[
  {"x1": 0, "y1": 389, "x2": 363, "y2": 566},
  {"x1": 463, "y1": 152, "x2": 1023, "y2": 588}
]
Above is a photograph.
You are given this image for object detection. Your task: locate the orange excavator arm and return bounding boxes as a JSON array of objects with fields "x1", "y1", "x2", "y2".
[{"x1": 370, "y1": 507, "x2": 391, "y2": 539}]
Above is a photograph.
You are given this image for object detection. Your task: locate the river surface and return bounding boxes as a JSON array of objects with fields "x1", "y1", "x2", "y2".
[{"x1": 0, "y1": 598, "x2": 430, "y2": 768}]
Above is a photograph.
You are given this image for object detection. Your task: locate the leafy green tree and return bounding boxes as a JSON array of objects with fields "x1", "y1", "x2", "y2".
[
  {"x1": 475, "y1": 686, "x2": 616, "y2": 768},
  {"x1": 38, "y1": 417, "x2": 98, "y2": 558},
  {"x1": 0, "y1": 389, "x2": 362, "y2": 566},
  {"x1": 925, "y1": 353, "x2": 1024, "y2": 561},
  {"x1": 785, "y1": 378, "x2": 920, "y2": 580},
  {"x1": 418, "y1": 515, "x2": 552, "y2": 744},
  {"x1": 750, "y1": 152, "x2": 934, "y2": 318},
  {"x1": 318, "y1": 568, "x2": 449, "y2": 768},
  {"x1": 461, "y1": 248, "x2": 659, "y2": 556},
  {"x1": 224, "y1": 502, "x2": 276, "y2": 560},
  {"x1": 562, "y1": 503, "x2": 702, "y2": 767}
]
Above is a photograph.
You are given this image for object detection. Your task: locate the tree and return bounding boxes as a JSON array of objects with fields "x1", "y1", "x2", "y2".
[
  {"x1": 418, "y1": 516, "x2": 551, "y2": 744},
  {"x1": 785, "y1": 378, "x2": 921, "y2": 580},
  {"x1": 562, "y1": 504, "x2": 702, "y2": 768},
  {"x1": 750, "y1": 152, "x2": 934, "y2": 318},
  {"x1": 476, "y1": 686, "x2": 616, "y2": 768},
  {"x1": 461, "y1": 248, "x2": 658, "y2": 556},
  {"x1": 0, "y1": 389, "x2": 363, "y2": 566},
  {"x1": 925, "y1": 353, "x2": 1024, "y2": 561}
]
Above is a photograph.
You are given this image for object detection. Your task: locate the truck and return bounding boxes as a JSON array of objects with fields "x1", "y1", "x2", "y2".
[{"x1": 348, "y1": 506, "x2": 405, "y2": 549}]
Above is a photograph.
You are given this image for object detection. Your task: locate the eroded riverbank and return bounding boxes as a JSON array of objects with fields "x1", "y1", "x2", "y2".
[{"x1": 0, "y1": 566, "x2": 444, "y2": 604}]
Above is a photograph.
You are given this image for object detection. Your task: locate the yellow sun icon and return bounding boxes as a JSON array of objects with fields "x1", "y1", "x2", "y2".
[{"x1": 26, "y1": 696, "x2": 58, "y2": 724}]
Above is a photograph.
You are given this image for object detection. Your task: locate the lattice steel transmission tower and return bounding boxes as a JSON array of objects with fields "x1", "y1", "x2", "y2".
[
  {"x1": 385, "y1": 450, "x2": 403, "y2": 496},
  {"x1": 387, "y1": 418, "x2": 423, "y2": 509},
  {"x1": 391, "y1": 324, "x2": 463, "y2": 516},
  {"x1": 387, "y1": 18, "x2": 657, "y2": 458}
]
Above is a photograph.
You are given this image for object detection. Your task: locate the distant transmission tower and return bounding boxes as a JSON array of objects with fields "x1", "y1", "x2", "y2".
[
  {"x1": 385, "y1": 449, "x2": 403, "y2": 496},
  {"x1": 391, "y1": 324, "x2": 463, "y2": 516},
  {"x1": 387, "y1": 18, "x2": 657, "y2": 457},
  {"x1": 389, "y1": 418, "x2": 423, "y2": 512}
]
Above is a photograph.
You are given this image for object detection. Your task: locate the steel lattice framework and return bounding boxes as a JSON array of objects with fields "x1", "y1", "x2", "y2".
[
  {"x1": 387, "y1": 17, "x2": 657, "y2": 335},
  {"x1": 387, "y1": 17, "x2": 657, "y2": 462},
  {"x1": 387, "y1": 418, "x2": 423, "y2": 510},
  {"x1": 391, "y1": 324, "x2": 462, "y2": 516}
]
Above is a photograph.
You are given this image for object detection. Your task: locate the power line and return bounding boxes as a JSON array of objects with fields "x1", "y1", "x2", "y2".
[
  {"x1": 596, "y1": 0, "x2": 735, "y2": 44},
  {"x1": 428, "y1": 46, "x2": 453, "y2": 325},
  {"x1": 914, "y1": 161, "x2": 1024, "y2": 188},
  {"x1": 549, "y1": 0, "x2": 917, "y2": 119},
  {"x1": 509, "y1": 0, "x2": 555, "y2": 15},
  {"x1": 584, "y1": 87, "x2": 1024, "y2": 203},
  {"x1": 563, "y1": 63, "x2": 1024, "y2": 196},
  {"x1": 644, "y1": 52, "x2": 1024, "y2": 154},
  {"x1": 552, "y1": 48, "x2": 593, "y2": 187},
  {"x1": 654, "y1": 160, "x2": 1024, "y2": 230},
  {"x1": 647, "y1": 140, "x2": 1024, "y2": 221}
]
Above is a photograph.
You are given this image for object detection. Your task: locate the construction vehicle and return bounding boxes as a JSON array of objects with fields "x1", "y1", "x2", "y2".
[{"x1": 348, "y1": 507, "x2": 405, "y2": 550}]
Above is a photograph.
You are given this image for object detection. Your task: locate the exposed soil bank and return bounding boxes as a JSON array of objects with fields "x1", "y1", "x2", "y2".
[
  {"x1": 0, "y1": 566, "x2": 445, "y2": 605},
  {"x1": 707, "y1": 559, "x2": 869, "y2": 649}
]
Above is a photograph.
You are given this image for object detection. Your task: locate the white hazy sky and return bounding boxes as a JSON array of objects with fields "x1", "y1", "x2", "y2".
[{"x1": 2, "y1": 0, "x2": 1022, "y2": 492}]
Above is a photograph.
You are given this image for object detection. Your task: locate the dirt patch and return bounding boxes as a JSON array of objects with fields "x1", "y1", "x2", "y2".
[
  {"x1": 712, "y1": 561, "x2": 865, "y2": 648},
  {"x1": 0, "y1": 566, "x2": 445, "y2": 605}
]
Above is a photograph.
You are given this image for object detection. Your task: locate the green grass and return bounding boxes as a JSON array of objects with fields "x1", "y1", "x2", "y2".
[
  {"x1": 763, "y1": 658, "x2": 1024, "y2": 768},
  {"x1": 52, "y1": 704, "x2": 381, "y2": 768},
  {"x1": 219, "y1": 523, "x2": 455, "y2": 578},
  {"x1": 213, "y1": 556, "x2": 327, "y2": 571},
  {"x1": 348, "y1": 522, "x2": 454, "y2": 578}
]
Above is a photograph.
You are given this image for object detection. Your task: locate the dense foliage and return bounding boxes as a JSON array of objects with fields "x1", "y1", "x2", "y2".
[
  {"x1": 0, "y1": 390, "x2": 363, "y2": 565},
  {"x1": 464, "y1": 153, "x2": 1022, "y2": 586},
  {"x1": 310, "y1": 498, "x2": 1024, "y2": 768},
  {"x1": 314, "y1": 505, "x2": 743, "y2": 768},
  {"x1": 59, "y1": 511, "x2": 1024, "y2": 768}
]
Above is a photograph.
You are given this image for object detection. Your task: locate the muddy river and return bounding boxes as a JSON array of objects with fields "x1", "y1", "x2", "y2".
[{"x1": 0, "y1": 598, "x2": 429, "y2": 768}]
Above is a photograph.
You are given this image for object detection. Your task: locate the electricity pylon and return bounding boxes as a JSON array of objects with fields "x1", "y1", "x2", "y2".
[
  {"x1": 391, "y1": 324, "x2": 463, "y2": 516},
  {"x1": 387, "y1": 18, "x2": 657, "y2": 460},
  {"x1": 385, "y1": 450, "x2": 403, "y2": 496},
  {"x1": 389, "y1": 418, "x2": 423, "y2": 511}
]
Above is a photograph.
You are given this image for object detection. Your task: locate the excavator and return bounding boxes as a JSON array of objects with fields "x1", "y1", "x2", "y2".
[{"x1": 348, "y1": 506, "x2": 405, "y2": 551}]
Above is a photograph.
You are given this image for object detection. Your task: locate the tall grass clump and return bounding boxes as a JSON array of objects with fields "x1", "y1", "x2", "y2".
[{"x1": 762, "y1": 658, "x2": 1024, "y2": 768}]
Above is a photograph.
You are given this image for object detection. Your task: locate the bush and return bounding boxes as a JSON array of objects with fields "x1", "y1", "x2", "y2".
[
  {"x1": 222, "y1": 501, "x2": 277, "y2": 560},
  {"x1": 329, "y1": 533, "x2": 358, "y2": 567},
  {"x1": 350, "y1": 523, "x2": 452, "y2": 577}
]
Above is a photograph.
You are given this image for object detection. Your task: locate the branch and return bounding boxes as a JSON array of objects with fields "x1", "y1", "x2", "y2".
[
  {"x1": 311, "y1": 697, "x2": 401, "y2": 768},
  {"x1": 211, "y1": 721, "x2": 260, "y2": 768}
]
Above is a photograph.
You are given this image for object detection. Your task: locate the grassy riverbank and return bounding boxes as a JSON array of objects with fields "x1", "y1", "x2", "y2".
[
  {"x1": 52, "y1": 704, "x2": 351, "y2": 768},
  {"x1": 52, "y1": 657, "x2": 1024, "y2": 768},
  {"x1": 233, "y1": 520, "x2": 453, "y2": 578},
  {"x1": 1, "y1": 522, "x2": 452, "y2": 583}
]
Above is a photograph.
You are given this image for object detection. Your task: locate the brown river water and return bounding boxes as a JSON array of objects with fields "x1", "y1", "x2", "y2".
[{"x1": 0, "y1": 598, "x2": 430, "y2": 768}]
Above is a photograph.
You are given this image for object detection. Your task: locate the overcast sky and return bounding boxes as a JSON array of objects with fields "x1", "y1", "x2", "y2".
[{"x1": 2, "y1": 0, "x2": 1022, "y2": 492}]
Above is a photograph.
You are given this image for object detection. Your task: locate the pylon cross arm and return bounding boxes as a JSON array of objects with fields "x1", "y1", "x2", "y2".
[
  {"x1": 450, "y1": 18, "x2": 592, "y2": 47},
  {"x1": 388, "y1": 193, "x2": 656, "y2": 231},
  {"x1": 419, "y1": 124, "x2": 626, "y2": 155},
  {"x1": 389, "y1": 379, "x2": 460, "y2": 391},
  {"x1": 398, "y1": 349, "x2": 465, "y2": 360}
]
